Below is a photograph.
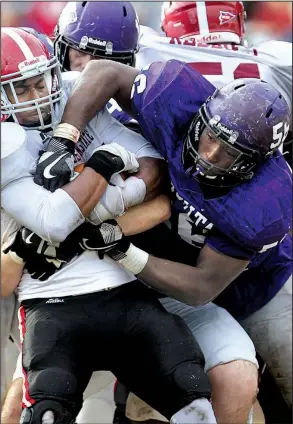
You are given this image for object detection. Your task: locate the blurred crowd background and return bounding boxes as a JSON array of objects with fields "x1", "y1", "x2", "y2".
[{"x1": 1, "y1": 1, "x2": 292, "y2": 46}]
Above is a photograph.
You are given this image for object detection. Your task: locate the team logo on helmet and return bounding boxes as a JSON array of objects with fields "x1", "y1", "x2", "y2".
[
  {"x1": 209, "y1": 115, "x2": 221, "y2": 127},
  {"x1": 209, "y1": 115, "x2": 239, "y2": 144},
  {"x1": 18, "y1": 55, "x2": 49, "y2": 77},
  {"x1": 219, "y1": 11, "x2": 236, "y2": 25},
  {"x1": 79, "y1": 35, "x2": 109, "y2": 50},
  {"x1": 105, "y1": 41, "x2": 113, "y2": 55}
]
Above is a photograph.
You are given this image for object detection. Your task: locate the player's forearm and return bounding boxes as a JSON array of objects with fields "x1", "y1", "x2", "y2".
[
  {"x1": 1, "y1": 377, "x2": 23, "y2": 424},
  {"x1": 116, "y1": 194, "x2": 171, "y2": 236},
  {"x1": 1, "y1": 252, "x2": 23, "y2": 297},
  {"x1": 137, "y1": 257, "x2": 219, "y2": 306},
  {"x1": 61, "y1": 60, "x2": 138, "y2": 131},
  {"x1": 62, "y1": 167, "x2": 108, "y2": 217}
]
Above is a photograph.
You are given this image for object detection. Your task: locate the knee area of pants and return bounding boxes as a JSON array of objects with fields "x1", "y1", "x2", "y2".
[
  {"x1": 172, "y1": 361, "x2": 211, "y2": 401},
  {"x1": 30, "y1": 368, "x2": 78, "y2": 397},
  {"x1": 20, "y1": 400, "x2": 75, "y2": 424}
]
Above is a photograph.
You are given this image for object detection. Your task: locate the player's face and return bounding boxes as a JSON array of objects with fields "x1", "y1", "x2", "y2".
[
  {"x1": 199, "y1": 128, "x2": 238, "y2": 172},
  {"x1": 4, "y1": 75, "x2": 51, "y2": 125},
  {"x1": 69, "y1": 47, "x2": 94, "y2": 72}
]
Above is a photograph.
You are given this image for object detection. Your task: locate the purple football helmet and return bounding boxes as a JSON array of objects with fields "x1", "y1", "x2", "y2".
[
  {"x1": 19, "y1": 27, "x2": 54, "y2": 58},
  {"x1": 54, "y1": 1, "x2": 139, "y2": 71},
  {"x1": 182, "y1": 78, "x2": 291, "y2": 187}
]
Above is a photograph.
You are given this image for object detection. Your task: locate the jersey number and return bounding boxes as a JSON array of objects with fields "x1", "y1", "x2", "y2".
[
  {"x1": 271, "y1": 122, "x2": 290, "y2": 149},
  {"x1": 189, "y1": 62, "x2": 261, "y2": 79}
]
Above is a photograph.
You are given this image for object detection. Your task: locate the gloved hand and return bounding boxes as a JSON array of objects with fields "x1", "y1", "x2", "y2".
[
  {"x1": 26, "y1": 256, "x2": 65, "y2": 281},
  {"x1": 85, "y1": 143, "x2": 139, "y2": 182},
  {"x1": 2, "y1": 227, "x2": 55, "y2": 264},
  {"x1": 2, "y1": 228, "x2": 67, "y2": 281},
  {"x1": 74, "y1": 220, "x2": 125, "y2": 259},
  {"x1": 3, "y1": 227, "x2": 83, "y2": 279},
  {"x1": 33, "y1": 135, "x2": 75, "y2": 192}
]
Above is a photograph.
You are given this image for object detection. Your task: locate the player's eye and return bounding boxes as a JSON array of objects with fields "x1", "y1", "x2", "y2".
[
  {"x1": 15, "y1": 87, "x2": 27, "y2": 95},
  {"x1": 207, "y1": 132, "x2": 215, "y2": 141},
  {"x1": 225, "y1": 149, "x2": 237, "y2": 158}
]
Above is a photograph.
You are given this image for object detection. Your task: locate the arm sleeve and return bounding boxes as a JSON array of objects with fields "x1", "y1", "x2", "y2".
[{"x1": 2, "y1": 178, "x2": 85, "y2": 244}]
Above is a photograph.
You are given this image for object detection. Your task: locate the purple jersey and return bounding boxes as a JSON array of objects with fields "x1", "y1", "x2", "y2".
[
  {"x1": 131, "y1": 59, "x2": 292, "y2": 318},
  {"x1": 106, "y1": 99, "x2": 140, "y2": 133}
]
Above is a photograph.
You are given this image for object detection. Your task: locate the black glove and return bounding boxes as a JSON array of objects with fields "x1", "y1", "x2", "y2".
[
  {"x1": 33, "y1": 136, "x2": 75, "y2": 192},
  {"x1": 102, "y1": 237, "x2": 131, "y2": 261},
  {"x1": 2, "y1": 228, "x2": 55, "y2": 263},
  {"x1": 26, "y1": 255, "x2": 66, "y2": 281},
  {"x1": 71, "y1": 220, "x2": 125, "y2": 259},
  {"x1": 3, "y1": 227, "x2": 84, "y2": 280}
]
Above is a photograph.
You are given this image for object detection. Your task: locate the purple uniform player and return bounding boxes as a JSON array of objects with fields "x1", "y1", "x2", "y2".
[
  {"x1": 130, "y1": 60, "x2": 291, "y2": 319},
  {"x1": 54, "y1": 1, "x2": 140, "y2": 131}
]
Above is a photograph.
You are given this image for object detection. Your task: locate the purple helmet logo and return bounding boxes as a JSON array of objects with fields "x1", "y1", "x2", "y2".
[
  {"x1": 54, "y1": 1, "x2": 139, "y2": 71},
  {"x1": 182, "y1": 78, "x2": 291, "y2": 187}
]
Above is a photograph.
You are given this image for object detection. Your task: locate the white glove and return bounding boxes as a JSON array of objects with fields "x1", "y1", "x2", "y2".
[{"x1": 87, "y1": 176, "x2": 146, "y2": 225}]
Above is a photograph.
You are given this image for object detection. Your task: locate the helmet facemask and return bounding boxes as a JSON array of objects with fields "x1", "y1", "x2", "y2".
[
  {"x1": 54, "y1": 32, "x2": 137, "y2": 73},
  {"x1": 182, "y1": 103, "x2": 261, "y2": 187},
  {"x1": 1, "y1": 54, "x2": 64, "y2": 130}
]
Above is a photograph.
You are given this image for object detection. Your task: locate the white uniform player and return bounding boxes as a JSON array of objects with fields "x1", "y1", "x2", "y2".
[
  {"x1": 0, "y1": 27, "x2": 162, "y2": 415},
  {"x1": 136, "y1": 33, "x2": 292, "y2": 113}
]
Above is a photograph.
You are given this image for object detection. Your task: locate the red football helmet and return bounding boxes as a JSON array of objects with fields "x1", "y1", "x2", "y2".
[
  {"x1": 161, "y1": 1, "x2": 246, "y2": 44},
  {"x1": 1, "y1": 27, "x2": 63, "y2": 129}
]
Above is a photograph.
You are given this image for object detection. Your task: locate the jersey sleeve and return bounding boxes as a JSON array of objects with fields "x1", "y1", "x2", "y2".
[
  {"x1": 206, "y1": 224, "x2": 287, "y2": 261},
  {"x1": 206, "y1": 228, "x2": 258, "y2": 260},
  {"x1": 2, "y1": 178, "x2": 85, "y2": 244},
  {"x1": 106, "y1": 98, "x2": 141, "y2": 133},
  {"x1": 131, "y1": 59, "x2": 216, "y2": 157}
]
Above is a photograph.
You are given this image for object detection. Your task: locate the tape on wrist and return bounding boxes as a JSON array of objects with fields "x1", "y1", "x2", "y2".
[
  {"x1": 118, "y1": 243, "x2": 149, "y2": 275},
  {"x1": 53, "y1": 123, "x2": 80, "y2": 144},
  {"x1": 122, "y1": 177, "x2": 146, "y2": 209},
  {"x1": 8, "y1": 250, "x2": 25, "y2": 265}
]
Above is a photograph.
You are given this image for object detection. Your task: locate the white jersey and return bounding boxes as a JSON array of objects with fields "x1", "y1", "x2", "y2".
[
  {"x1": 136, "y1": 35, "x2": 292, "y2": 111},
  {"x1": 2, "y1": 72, "x2": 162, "y2": 243},
  {"x1": 1, "y1": 72, "x2": 162, "y2": 301}
]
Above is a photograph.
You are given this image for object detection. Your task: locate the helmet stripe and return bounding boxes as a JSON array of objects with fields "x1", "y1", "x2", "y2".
[
  {"x1": 196, "y1": 2, "x2": 210, "y2": 35},
  {"x1": 2, "y1": 28, "x2": 34, "y2": 60}
]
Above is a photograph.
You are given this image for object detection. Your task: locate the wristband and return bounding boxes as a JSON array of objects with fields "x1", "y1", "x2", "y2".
[
  {"x1": 53, "y1": 123, "x2": 80, "y2": 144},
  {"x1": 117, "y1": 243, "x2": 149, "y2": 275},
  {"x1": 85, "y1": 151, "x2": 123, "y2": 182}
]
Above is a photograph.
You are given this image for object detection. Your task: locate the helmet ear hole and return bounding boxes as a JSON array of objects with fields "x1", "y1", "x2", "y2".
[{"x1": 234, "y1": 83, "x2": 245, "y2": 90}]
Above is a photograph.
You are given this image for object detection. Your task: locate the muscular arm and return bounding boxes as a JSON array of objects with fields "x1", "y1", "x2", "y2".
[
  {"x1": 134, "y1": 244, "x2": 249, "y2": 306},
  {"x1": 62, "y1": 60, "x2": 138, "y2": 131},
  {"x1": 117, "y1": 194, "x2": 171, "y2": 236},
  {"x1": 2, "y1": 169, "x2": 108, "y2": 244}
]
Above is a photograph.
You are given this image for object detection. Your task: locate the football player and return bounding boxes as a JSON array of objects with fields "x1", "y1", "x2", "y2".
[{"x1": 1, "y1": 29, "x2": 220, "y2": 424}]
